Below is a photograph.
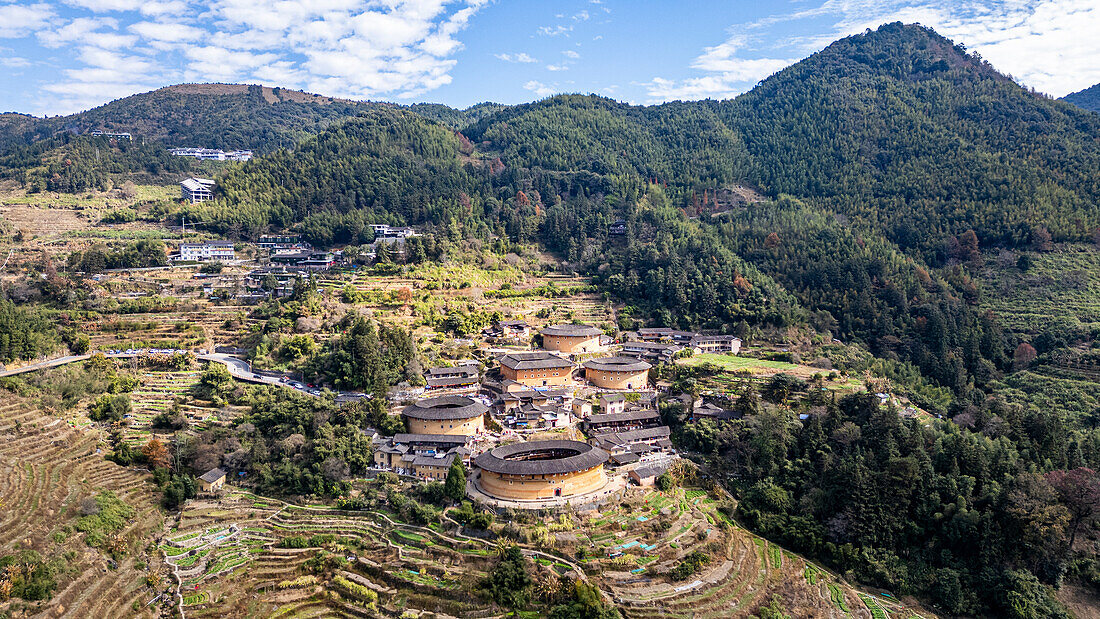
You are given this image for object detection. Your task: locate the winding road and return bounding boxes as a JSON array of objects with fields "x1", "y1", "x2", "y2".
[{"x1": 0, "y1": 350, "x2": 368, "y2": 401}]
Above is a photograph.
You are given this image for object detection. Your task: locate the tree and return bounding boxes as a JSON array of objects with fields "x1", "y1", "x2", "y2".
[
  {"x1": 549, "y1": 579, "x2": 620, "y2": 619},
  {"x1": 482, "y1": 545, "x2": 531, "y2": 609},
  {"x1": 1013, "y1": 342, "x2": 1037, "y2": 370},
  {"x1": 1045, "y1": 468, "x2": 1100, "y2": 550},
  {"x1": 655, "y1": 472, "x2": 675, "y2": 492},
  {"x1": 142, "y1": 438, "x2": 170, "y2": 470},
  {"x1": 444, "y1": 458, "x2": 466, "y2": 502},
  {"x1": 89, "y1": 394, "x2": 131, "y2": 422}
]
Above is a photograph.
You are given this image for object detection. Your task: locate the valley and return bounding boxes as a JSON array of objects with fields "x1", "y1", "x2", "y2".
[{"x1": 0, "y1": 19, "x2": 1099, "y2": 619}]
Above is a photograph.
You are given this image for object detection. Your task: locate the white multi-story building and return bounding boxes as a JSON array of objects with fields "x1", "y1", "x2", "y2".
[
  {"x1": 178, "y1": 241, "x2": 235, "y2": 262},
  {"x1": 371, "y1": 224, "x2": 416, "y2": 239},
  {"x1": 180, "y1": 178, "x2": 215, "y2": 203},
  {"x1": 170, "y1": 148, "x2": 253, "y2": 162}
]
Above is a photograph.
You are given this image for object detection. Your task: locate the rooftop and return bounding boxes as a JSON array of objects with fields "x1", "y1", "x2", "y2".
[
  {"x1": 587, "y1": 409, "x2": 661, "y2": 425},
  {"x1": 541, "y1": 324, "x2": 602, "y2": 338},
  {"x1": 402, "y1": 395, "x2": 489, "y2": 421},
  {"x1": 499, "y1": 351, "x2": 573, "y2": 371},
  {"x1": 583, "y1": 356, "x2": 652, "y2": 373},
  {"x1": 475, "y1": 440, "x2": 608, "y2": 476},
  {"x1": 199, "y1": 467, "x2": 226, "y2": 483},
  {"x1": 180, "y1": 177, "x2": 215, "y2": 191},
  {"x1": 393, "y1": 433, "x2": 471, "y2": 445}
]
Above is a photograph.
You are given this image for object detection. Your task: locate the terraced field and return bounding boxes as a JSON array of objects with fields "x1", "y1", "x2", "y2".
[
  {"x1": 0, "y1": 395, "x2": 169, "y2": 618},
  {"x1": 65, "y1": 296, "x2": 268, "y2": 361},
  {"x1": 164, "y1": 485, "x2": 929, "y2": 618},
  {"x1": 123, "y1": 369, "x2": 246, "y2": 446},
  {"x1": 980, "y1": 244, "x2": 1100, "y2": 336},
  {"x1": 319, "y1": 268, "x2": 613, "y2": 328},
  {"x1": 164, "y1": 492, "x2": 505, "y2": 618}
]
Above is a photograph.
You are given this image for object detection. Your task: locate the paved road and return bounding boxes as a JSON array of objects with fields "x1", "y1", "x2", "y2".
[
  {"x1": 0, "y1": 354, "x2": 92, "y2": 377},
  {"x1": 0, "y1": 350, "x2": 368, "y2": 402}
]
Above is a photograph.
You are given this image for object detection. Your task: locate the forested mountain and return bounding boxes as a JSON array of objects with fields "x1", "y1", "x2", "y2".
[
  {"x1": 720, "y1": 22, "x2": 1100, "y2": 259},
  {"x1": 0, "y1": 133, "x2": 192, "y2": 192},
  {"x1": 0, "y1": 84, "x2": 503, "y2": 156},
  {"x1": 1062, "y1": 82, "x2": 1100, "y2": 113},
  {"x1": 0, "y1": 84, "x2": 373, "y2": 154},
  {"x1": 9, "y1": 22, "x2": 1100, "y2": 615}
]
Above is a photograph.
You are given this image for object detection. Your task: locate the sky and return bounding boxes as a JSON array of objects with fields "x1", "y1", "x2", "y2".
[{"x1": 0, "y1": 0, "x2": 1098, "y2": 117}]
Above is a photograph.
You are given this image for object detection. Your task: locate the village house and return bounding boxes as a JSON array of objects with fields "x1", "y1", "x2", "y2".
[
  {"x1": 690, "y1": 401, "x2": 742, "y2": 422},
  {"x1": 180, "y1": 177, "x2": 215, "y2": 203},
  {"x1": 270, "y1": 250, "x2": 336, "y2": 270},
  {"x1": 620, "y1": 340, "x2": 683, "y2": 363},
  {"x1": 498, "y1": 351, "x2": 574, "y2": 387},
  {"x1": 372, "y1": 434, "x2": 471, "y2": 476},
  {"x1": 590, "y1": 425, "x2": 672, "y2": 465},
  {"x1": 256, "y1": 234, "x2": 302, "y2": 249},
  {"x1": 424, "y1": 363, "x2": 480, "y2": 392},
  {"x1": 482, "y1": 319, "x2": 531, "y2": 341},
  {"x1": 629, "y1": 462, "x2": 669, "y2": 487},
  {"x1": 175, "y1": 240, "x2": 235, "y2": 262},
  {"x1": 371, "y1": 224, "x2": 416, "y2": 239},
  {"x1": 90, "y1": 130, "x2": 132, "y2": 140},
  {"x1": 690, "y1": 334, "x2": 742, "y2": 354},
  {"x1": 585, "y1": 409, "x2": 662, "y2": 434},
  {"x1": 198, "y1": 468, "x2": 227, "y2": 493},
  {"x1": 493, "y1": 385, "x2": 572, "y2": 416}
]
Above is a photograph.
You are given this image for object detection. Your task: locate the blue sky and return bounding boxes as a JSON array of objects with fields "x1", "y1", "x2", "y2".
[{"x1": 1, "y1": 0, "x2": 1098, "y2": 116}]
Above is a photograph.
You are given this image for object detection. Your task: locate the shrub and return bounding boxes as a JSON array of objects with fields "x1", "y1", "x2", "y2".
[{"x1": 89, "y1": 393, "x2": 131, "y2": 422}]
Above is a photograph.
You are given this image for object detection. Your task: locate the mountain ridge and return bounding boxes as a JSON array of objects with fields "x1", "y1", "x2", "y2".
[{"x1": 1062, "y1": 82, "x2": 1100, "y2": 112}]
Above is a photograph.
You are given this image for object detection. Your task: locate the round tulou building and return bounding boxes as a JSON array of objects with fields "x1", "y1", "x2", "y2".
[
  {"x1": 474, "y1": 440, "x2": 609, "y2": 500},
  {"x1": 583, "y1": 356, "x2": 651, "y2": 390},
  {"x1": 541, "y1": 324, "x2": 603, "y2": 354},
  {"x1": 402, "y1": 395, "x2": 488, "y2": 436}
]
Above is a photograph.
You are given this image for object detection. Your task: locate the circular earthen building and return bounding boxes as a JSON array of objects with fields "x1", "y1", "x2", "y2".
[
  {"x1": 541, "y1": 324, "x2": 603, "y2": 354},
  {"x1": 402, "y1": 395, "x2": 488, "y2": 436},
  {"x1": 583, "y1": 356, "x2": 652, "y2": 390},
  {"x1": 474, "y1": 440, "x2": 609, "y2": 500}
]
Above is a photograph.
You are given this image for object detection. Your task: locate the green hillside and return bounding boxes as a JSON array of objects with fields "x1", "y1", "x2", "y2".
[
  {"x1": 720, "y1": 22, "x2": 1100, "y2": 257},
  {"x1": 1062, "y1": 82, "x2": 1100, "y2": 113}
]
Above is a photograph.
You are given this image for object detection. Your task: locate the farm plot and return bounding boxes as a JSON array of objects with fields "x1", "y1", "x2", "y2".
[
  {"x1": 0, "y1": 395, "x2": 168, "y2": 618},
  {"x1": 166, "y1": 493, "x2": 502, "y2": 618},
  {"x1": 122, "y1": 370, "x2": 220, "y2": 445},
  {"x1": 588, "y1": 487, "x2": 930, "y2": 619}
]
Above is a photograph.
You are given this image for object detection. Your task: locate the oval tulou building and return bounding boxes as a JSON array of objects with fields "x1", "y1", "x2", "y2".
[
  {"x1": 474, "y1": 440, "x2": 609, "y2": 500},
  {"x1": 583, "y1": 356, "x2": 652, "y2": 390},
  {"x1": 402, "y1": 395, "x2": 488, "y2": 436},
  {"x1": 541, "y1": 324, "x2": 603, "y2": 354}
]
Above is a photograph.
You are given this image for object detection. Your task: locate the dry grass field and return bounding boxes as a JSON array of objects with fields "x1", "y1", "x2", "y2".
[
  {"x1": 0, "y1": 394, "x2": 169, "y2": 618},
  {"x1": 156, "y1": 482, "x2": 931, "y2": 619}
]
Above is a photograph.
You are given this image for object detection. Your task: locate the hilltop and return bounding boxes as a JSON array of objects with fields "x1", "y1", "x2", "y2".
[
  {"x1": 3, "y1": 21, "x2": 1100, "y2": 618},
  {"x1": 0, "y1": 83, "x2": 503, "y2": 155},
  {"x1": 1062, "y1": 82, "x2": 1100, "y2": 113}
]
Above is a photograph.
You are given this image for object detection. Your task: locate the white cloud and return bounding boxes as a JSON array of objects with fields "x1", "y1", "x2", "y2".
[
  {"x1": 546, "y1": 64, "x2": 567, "y2": 72},
  {"x1": 23, "y1": 0, "x2": 489, "y2": 113},
  {"x1": 495, "y1": 52, "x2": 537, "y2": 63},
  {"x1": 129, "y1": 21, "x2": 206, "y2": 46},
  {"x1": 538, "y1": 24, "x2": 572, "y2": 37},
  {"x1": 562, "y1": 50, "x2": 580, "y2": 59},
  {"x1": 0, "y1": 3, "x2": 54, "y2": 38},
  {"x1": 63, "y1": 0, "x2": 144, "y2": 12},
  {"x1": 523, "y1": 80, "x2": 555, "y2": 97},
  {"x1": 645, "y1": 34, "x2": 790, "y2": 101},
  {"x1": 649, "y1": 0, "x2": 1100, "y2": 102},
  {"x1": 0, "y1": 56, "x2": 30, "y2": 68}
]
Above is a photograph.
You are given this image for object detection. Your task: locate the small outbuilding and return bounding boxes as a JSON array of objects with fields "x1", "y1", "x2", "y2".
[{"x1": 198, "y1": 468, "x2": 227, "y2": 493}]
